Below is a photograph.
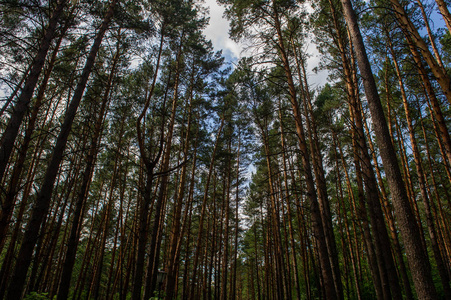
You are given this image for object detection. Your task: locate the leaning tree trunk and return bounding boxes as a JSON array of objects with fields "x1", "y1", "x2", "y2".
[
  {"x1": 0, "y1": 26, "x2": 67, "y2": 249},
  {"x1": 294, "y1": 46, "x2": 344, "y2": 299},
  {"x1": 0, "y1": 0, "x2": 67, "y2": 183},
  {"x1": 401, "y1": 31, "x2": 451, "y2": 176},
  {"x1": 7, "y1": 1, "x2": 116, "y2": 298},
  {"x1": 434, "y1": 0, "x2": 451, "y2": 34},
  {"x1": 339, "y1": 0, "x2": 438, "y2": 299},
  {"x1": 417, "y1": 0, "x2": 444, "y2": 69},
  {"x1": 388, "y1": 0, "x2": 451, "y2": 105},
  {"x1": 348, "y1": 52, "x2": 402, "y2": 300}
]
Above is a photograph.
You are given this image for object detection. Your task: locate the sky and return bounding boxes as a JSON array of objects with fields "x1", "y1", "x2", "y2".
[
  {"x1": 202, "y1": 0, "x2": 242, "y2": 63},
  {"x1": 201, "y1": 0, "x2": 330, "y2": 88}
]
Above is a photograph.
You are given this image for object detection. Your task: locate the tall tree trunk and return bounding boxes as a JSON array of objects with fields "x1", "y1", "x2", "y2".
[
  {"x1": 278, "y1": 107, "x2": 302, "y2": 300},
  {"x1": 296, "y1": 47, "x2": 344, "y2": 299},
  {"x1": 144, "y1": 36, "x2": 184, "y2": 298},
  {"x1": 7, "y1": 1, "x2": 116, "y2": 297},
  {"x1": 388, "y1": 39, "x2": 451, "y2": 298},
  {"x1": 165, "y1": 64, "x2": 197, "y2": 300},
  {"x1": 189, "y1": 117, "x2": 224, "y2": 300},
  {"x1": 339, "y1": 1, "x2": 438, "y2": 298},
  {"x1": 272, "y1": 3, "x2": 338, "y2": 298},
  {"x1": 0, "y1": 27, "x2": 68, "y2": 248},
  {"x1": 393, "y1": 23, "x2": 451, "y2": 182},
  {"x1": 416, "y1": 0, "x2": 445, "y2": 69},
  {"x1": 56, "y1": 35, "x2": 121, "y2": 300},
  {"x1": 221, "y1": 136, "x2": 232, "y2": 300},
  {"x1": 0, "y1": 136, "x2": 65, "y2": 297},
  {"x1": 0, "y1": 0, "x2": 67, "y2": 183},
  {"x1": 255, "y1": 118, "x2": 285, "y2": 300},
  {"x1": 420, "y1": 113, "x2": 451, "y2": 267},
  {"x1": 332, "y1": 132, "x2": 362, "y2": 300},
  {"x1": 347, "y1": 25, "x2": 403, "y2": 300},
  {"x1": 131, "y1": 25, "x2": 166, "y2": 300},
  {"x1": 102, "y1": 117, "x2": 128, "y2": 299},
  {"x1": 363, "y1": 116, "x2": 415, "y2": 300},
  {"x1": 0, "y1": 65, "x2": 30, "y2": 119},
  {"x1": 230, "y1": 132, "x2": 241, "y2": 300},
  {"x1": 181, "y1": 162, "x2": 196, "y2": 300}
]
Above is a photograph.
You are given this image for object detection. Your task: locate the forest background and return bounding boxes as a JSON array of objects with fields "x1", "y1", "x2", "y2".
[{"x1": 0, "y1": 0, "x2": 450, "y2": 299}]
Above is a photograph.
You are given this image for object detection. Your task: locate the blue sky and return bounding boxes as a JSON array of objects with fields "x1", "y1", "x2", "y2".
[
  {"x1": 202, "y1": 0, "x2": 242, "y2": 63},
  {"x1": 201, "y1": 0, "x2": 330, "y2": 88}
]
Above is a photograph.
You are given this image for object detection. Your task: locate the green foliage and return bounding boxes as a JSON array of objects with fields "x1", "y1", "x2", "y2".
[
  {"x1": 440, "y1": 30, "x2": 451, "y2": 69},
  {"x1": 23, "y1": 292, "x2": 52, "y2": 300}
]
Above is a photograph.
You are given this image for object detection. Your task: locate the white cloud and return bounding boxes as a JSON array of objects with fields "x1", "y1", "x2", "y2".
[
  {"x1": 201, "y1": 0, "x2": 328, "y2": 87},
  {"x1": 305, "y1": 42, "x2": 329, "y2": 89},
  {"x1": 202, "y1": 0, "x2": 242, "y2": 61}
]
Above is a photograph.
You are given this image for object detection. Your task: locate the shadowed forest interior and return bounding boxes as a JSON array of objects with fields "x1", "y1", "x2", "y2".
[{"x1": 0, "y1": 0, "x2": 451, "y2": 299}]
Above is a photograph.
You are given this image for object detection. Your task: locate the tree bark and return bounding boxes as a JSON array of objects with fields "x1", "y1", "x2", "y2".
[
  {"x1": 434, "y1": 0, "x2": 451, "y2": 34},
  {"x1": 0, "y1": 0, "x2": 67, "y2": 183},
  {"x1": 339, "y1": 0, "x2": 438, "y2": 298},
  {"x1": 0, "y1": 29, "x2": 65, "y2": 249},
  {"x1": 7, "y1": 1, "x2": 116, "y2": 297}
]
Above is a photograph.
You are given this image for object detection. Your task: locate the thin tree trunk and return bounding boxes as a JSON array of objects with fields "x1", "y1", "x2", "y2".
[
  {"x1": 434, "y1": 0, "x2": 451, "y2": 34},
  {"x1": 388, "y1": 0, "x2": 451, "y2": 104},
  {"x1": 278, "y1": 107, "x2": 302, "y2": 300},
  {"x1": 272, "y1": 3, "x2": 337, "y2": 297},
  {"x1": 0, "y1": 29, "x2": 66, "y2": 246},
  {"x1": 416, "y1": 0, "x2": 445, "y2": 69},
  {"x1": 189, "y1": 117, "x2": 225, "y2": 300},
  {"x1": 389, "y1": 40, "x2": 451, "y2": 298},
  {"x1": 332, "y1": 132, "x2": 362, "y2": 300},
  {"x1": 0, "y1": 140, "x2": 55, "y2": 297},
  {"x1": 57, "y1": 32, "x2": 120, "y2": 300},
  {"x1": 165, "y1": 64, "x2": 196, "y2": 300},
  {"x1": 254, "y1": 116, "x2": 286, "y2": 300},
  {"x1": 363, "y1": 117, "x2": 415, "y2": 300},
  {"x1": 70, "y1": 181, "x2": 104, "y2": 300},
  {"x1": 144, "y1": 36, "x2": 184, "y2": 298},
  {"x1": 296, "y1": 49, "x2": 344, "y2": 299},
  {"x1": 331, "y1": 9, "x2": 386, "y2": 296},
  {"x1": 230, "y1": 132, "x2": 241, "y2": 300},
  {"x1": 0, "y1": 64, "x2": 30, "y2": 119},
  {"x1": 221, "y1": 137, "x2": 232, "y2": 300}
]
